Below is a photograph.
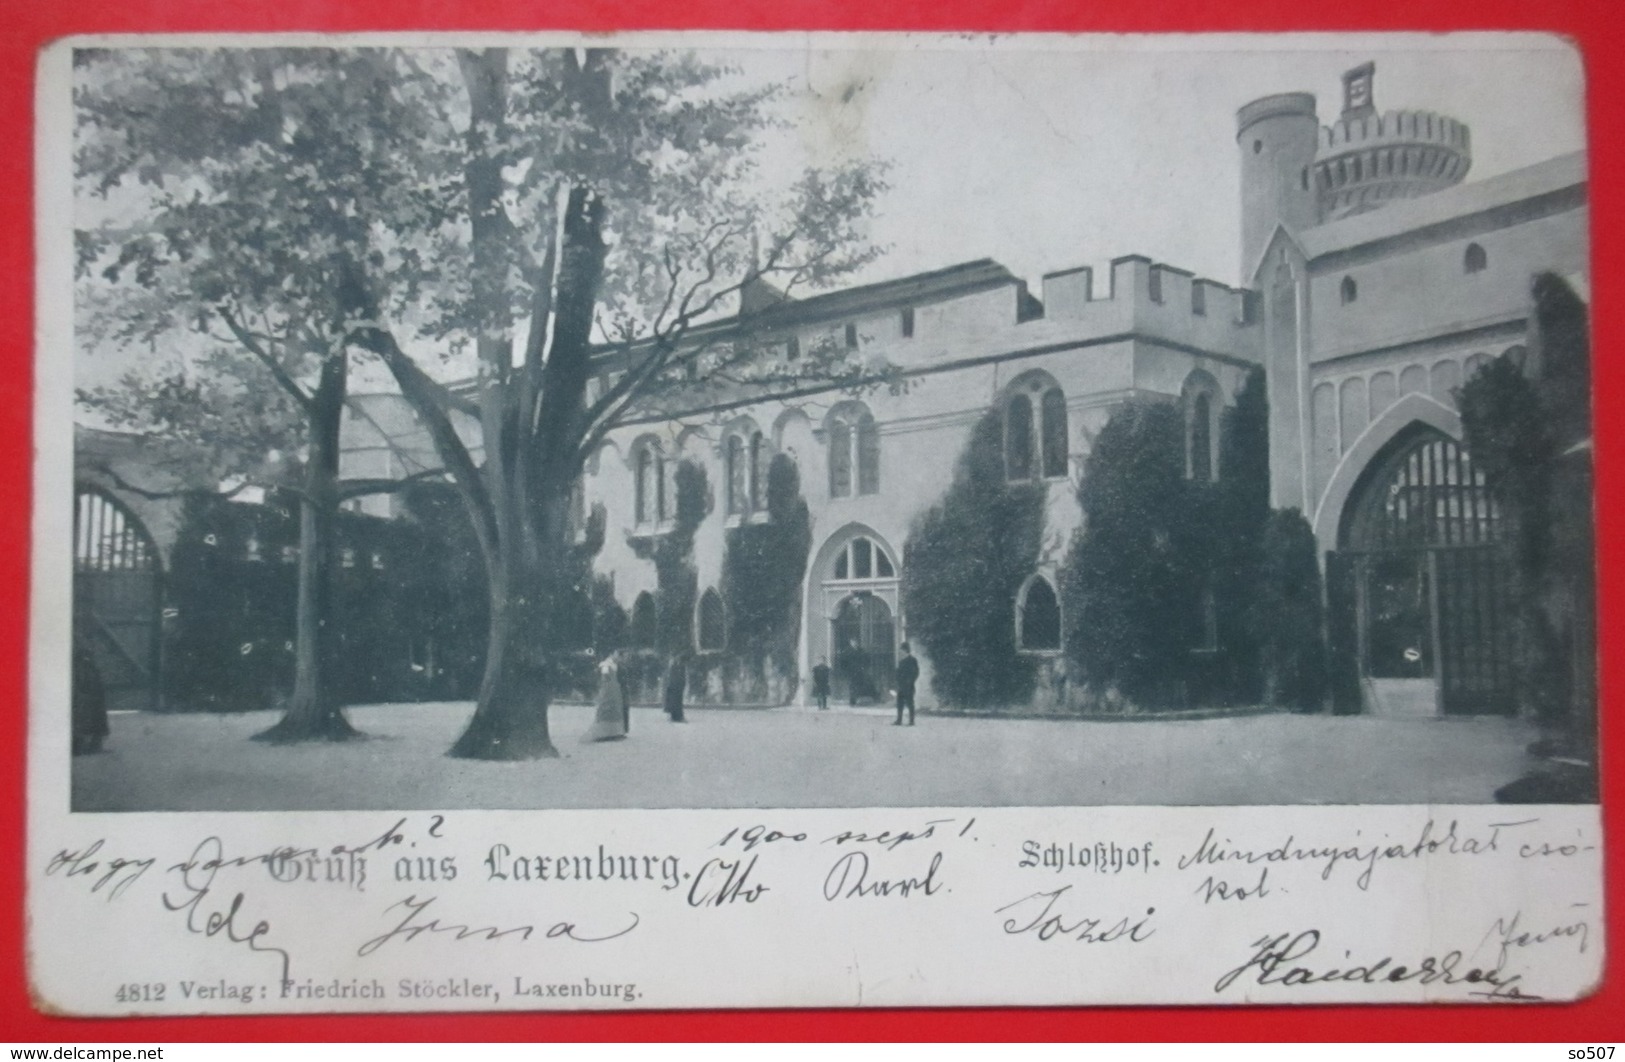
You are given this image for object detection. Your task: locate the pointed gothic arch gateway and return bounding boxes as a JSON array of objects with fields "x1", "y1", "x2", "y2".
[
  {"x1": 73, "y1": 485, "x2": 163, "y2": 712},
  {"x1": 1325, "y1": 425, "x2": 1515, "y2": 716}
]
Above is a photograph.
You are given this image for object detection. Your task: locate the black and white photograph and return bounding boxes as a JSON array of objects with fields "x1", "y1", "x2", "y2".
[
  {"x1": 62, "y1": 37, "x2": 1596, "y2": 813},
  {"x1": 31, "y1": 32, "x2": 1609, "y2": 1016}
]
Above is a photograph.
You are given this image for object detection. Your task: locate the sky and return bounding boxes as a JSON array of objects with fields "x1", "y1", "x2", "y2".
[{"x1": 713, "y1": 33, "x2": 1587, "y2": 291}]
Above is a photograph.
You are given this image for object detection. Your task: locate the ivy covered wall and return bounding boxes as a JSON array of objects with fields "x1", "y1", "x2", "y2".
[
  {"x1": 719, "y1": 453, "x2": 812, "y2": 704},
  {"x1": 902, "y1": 410, "x2": 1047, "y2": 708}
]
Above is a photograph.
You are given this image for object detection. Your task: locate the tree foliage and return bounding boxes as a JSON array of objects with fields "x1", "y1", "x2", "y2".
[
  {"x1": 1458, "y1": 274, "x2": 1593, "y2": 736},
  {"x1": 73, "y1": 46, "x2": 886, "y2": 758},
  {"x1": 1062, "y1": 401, "x2": 1203, "y2": 706},
  {"x1": 1255, "y1": 508, "x2": 1327, "y2": 711},
  {"x1": 902, "y1": 411, "x2": 1046, "y2": 708},
  {"x1": 721, "y1": 452, "x2": 813, "y2": 699}
]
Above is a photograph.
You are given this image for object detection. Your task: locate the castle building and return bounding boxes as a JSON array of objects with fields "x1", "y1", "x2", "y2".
[
  {"x1": 467, "y1": 61, "x2": 1578, "y2": 715},
  {"x1": 78, "y1": 62, "x2": 1586, "y2": 719},
  {"x1": 1244, "y1": 63, "x2": 1588, "y2": 716}
]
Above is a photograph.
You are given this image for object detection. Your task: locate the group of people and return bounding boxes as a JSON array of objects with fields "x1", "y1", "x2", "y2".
[
  {"x1": 586, "y1": 650, "x2": 689, "y2": 742},
  {"x1": 589, "y1": 642, "x2": 922, "y2": 740},
  {"x1": 810, "y1": 643, "x2": 920, "y2": 726}
]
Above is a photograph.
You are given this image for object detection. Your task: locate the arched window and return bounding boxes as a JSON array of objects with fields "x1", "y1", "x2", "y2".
[
  {"x1": 725, "y1": 435, "x2": 746, "y2": 515},
  {"x1": 633, "y1": 440, "x2": 667, "y2": 527},
  {"x1": 1464, "y1": 242, "x2": 1488, "y2": 274},
  {"x1": 856, "y1": 414, "x2": 879, "y2": 495},
  {"x1": 1182, "y1": 371, "x2": 1223, "y2": 482},
  {"x1": 1340, "y1": 275, "x2": 1358, "y2": 305},
  {"x1": 635, "y1": 447, "x2": 652, "y2": 525},
  {"x1": 1006, "y1": 393, "x2": 1034, "y2": 481},
  {"x1": 655, "y1": 453, "x2": 667, "y2": 522},
  {"x1": 827, "y1": 405, "x2": 879, "y2": 498},
  {"x1": 629, "y1": 592, "x2": 657, "y2": 649},
  {"x1": 750, "y1": 431, "x2": 766, "y2": 509},
  {"x1": 696, "y1": 588, "x2": 726, "y2": 652},
  {"x1": 828, "y1": 419, "x2": 852, "y2": 497},
  {"x1": 1041, "y1": 389, "x2": 1069, "y2": 479},
  {"x1": 831, "y1": 535, "x2": 896, "y2": 581},
  {"x1": 1191, "y1": 393, "x2": 1213, "y2": 483},
  {"x1": 1017, "y1": 576, "x2": 1061, "y2": 652},
  {"x1": 1005, "y1": 376, "x2": 1068, "y2": 482}
]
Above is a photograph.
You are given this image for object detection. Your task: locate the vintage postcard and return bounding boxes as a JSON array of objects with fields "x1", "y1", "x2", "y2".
[{"x1": 31, "y1": 31, "x2": 1602, "y2": 1014}]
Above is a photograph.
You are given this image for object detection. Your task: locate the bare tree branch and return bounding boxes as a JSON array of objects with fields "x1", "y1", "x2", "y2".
[
  {"x1": 218, "y1": 306, "x2": 315, "y2": 412},
  {"x1": 336, "y1": 466, "x2": 448, "y2": 501}
]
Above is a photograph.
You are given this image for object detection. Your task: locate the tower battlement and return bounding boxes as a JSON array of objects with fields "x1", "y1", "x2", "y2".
[
  {"x1": 1315, "y1": 108, "x2": 1471, "y2": 219},
  {"x1": 1235, "y1": 61, "x2": 1473, "y2": 277}
]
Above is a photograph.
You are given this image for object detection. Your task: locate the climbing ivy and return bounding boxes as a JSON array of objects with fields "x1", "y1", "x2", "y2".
[
  {"x1": 624, "y1": 459, "x2": 711, "y2": 697},
  {"x1": 720, "y1": 453, "x2": 812, "y2": 700},
  {"x1": 902, "y1": 409, "x2": 1046, "y2": 708}
]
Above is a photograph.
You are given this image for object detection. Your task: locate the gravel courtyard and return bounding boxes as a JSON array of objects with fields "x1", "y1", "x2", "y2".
[{"x1": 70, "y1": 701, "x2": 1542, "y2": 812}]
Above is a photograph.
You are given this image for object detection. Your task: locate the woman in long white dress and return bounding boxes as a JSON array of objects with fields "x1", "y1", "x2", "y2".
[{"x1": 585, "y1": 651, "x2": 629, "y2": 742}]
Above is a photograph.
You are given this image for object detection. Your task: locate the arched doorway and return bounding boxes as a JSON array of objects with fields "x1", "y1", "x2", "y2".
[
  {"x1": 1327, "y1": 426, "x2": 1514, "y2": 715},
  {"x1": 809, "y1": 528, "x2": 901, "y2": 705},
  {"x1": 73, "y1": 486, "x2": 162, "y2": 712},
  {"x1": 831, "y1": 593, "x2": 895, "y2": 705}
]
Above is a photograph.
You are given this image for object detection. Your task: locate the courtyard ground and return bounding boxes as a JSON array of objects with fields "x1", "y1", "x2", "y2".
[{"x1": 71, "y1": 701, "x2": 1541, "y2": 811}]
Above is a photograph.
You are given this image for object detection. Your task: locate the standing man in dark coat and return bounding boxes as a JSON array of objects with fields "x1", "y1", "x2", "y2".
[
  {"x1": 811, "y1": 656, "x2": 831, "y2": 711},
  {"x1": 893, "y1": 642, "x2": 919, "y2": 727},
  {"x1": 663, "y1": 653, "x2": 688, "y2": 723}
]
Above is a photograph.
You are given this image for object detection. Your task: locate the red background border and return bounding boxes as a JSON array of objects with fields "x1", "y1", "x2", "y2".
[{"x1": 1, "y1": 0, "x2": 1619, "y2": 1042}]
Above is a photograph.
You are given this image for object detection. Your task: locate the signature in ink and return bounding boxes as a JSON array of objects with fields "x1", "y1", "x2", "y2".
[
  {"x1": 357, "y1": 895, "x2": 640, "y2": 957},
  {"x1": 163, "y1": 837, "x2": 291, "y2": 982},
  {"x1": 45, "y1": 840, "x2": 155, "y2": 900},
  {"x1": 1214, "y1": 929, "x2": 1536, "y2": 999}
]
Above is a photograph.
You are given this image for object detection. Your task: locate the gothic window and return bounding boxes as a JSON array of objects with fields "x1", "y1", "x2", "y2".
[
  {"x1": 1464, "y1": 242, "x2": 1488, "y2": 274},
  {"x1": 901, "y1": 307, "x2": 915, "y2": 338},
  {"x1": 786, "y1": 335, "x2": 801, "y2": 359},
  {"x1": 1341, "y1": 275, "x2": 1358, "y2": 305},
  {"x1": 635, "y1": 446, "x2": 653, "y2": 525},
  {"x1": 844, "y1": 322, "x2": 859, "y2": 348},
  {"x1": 1005, "y1": 376, "x2": 1068, "y2": 482},
  {"x1": 828, "y1": 419, "x2": 852, "y2": 498},
  {"x1": 831, "y1": 536, "x2": 896, "y2": 581},
  {"x1": 655, "y1": 453, "x2": 667, "y2": 522},
  {"x1": 696, "y1": 588, "x2": 726, "y2": 652},
  {"x1": 633, "y1": 440, "x2": 668, "y2": 527},
  {"x1": 828, "y1": 405, "x2": 879, "y2": 498},
  {"x1": 856, "y1": 414, "x2": 879, "y2": 495},
  {"x1": 629, "y1": 592, "x2": 657, "y2": 649},
  {"x1": 1191, "y1": 393, "x2": 1213, "y2": 483},
  {"x1": 1006, "y1": 394, "x2": 1034, "y2": 481},
  {"x1": 1041, "y1": 389, "x2": 1069, "y2": 479},
  {"x1": 1182, "y1": 371, "x2": 1223, "y2": 483},
  {"x1": 1018, "y1": 575, "x2": 1061, "y2": 652},
  {"x1": 750, "y1": 431, "x2": 766, "y2": 510},
  {"x1": 726, "y1": 435, "x2": 746, "y2": 515}
]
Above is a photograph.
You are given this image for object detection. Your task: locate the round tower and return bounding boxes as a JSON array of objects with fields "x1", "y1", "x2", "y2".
[
  {"x1": 1237, "y1": 92, "x2": 1321, "y2": 284},
  {"x1": 1313, "y1": 65, "x2": 1471, "y2": 220}
]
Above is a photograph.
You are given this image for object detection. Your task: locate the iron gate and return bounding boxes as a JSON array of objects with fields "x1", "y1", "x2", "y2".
[
  {"x1": 73, "y1": 487, "x2": 162, "y2": 712},
  {"x1": 1333, "y1": 427, "x2": 1515, "y2": 715}
]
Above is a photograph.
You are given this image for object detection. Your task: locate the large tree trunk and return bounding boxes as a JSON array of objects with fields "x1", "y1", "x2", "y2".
[
  {"x1": 447, "y1": 549, "x2": 557, "y2": 759},
  {"x1": 255, "y1": 353, "x2": 361, "y2": 743},
  {"x1": 441, "y1": 50, "x2": 612, "y2": 761}
]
